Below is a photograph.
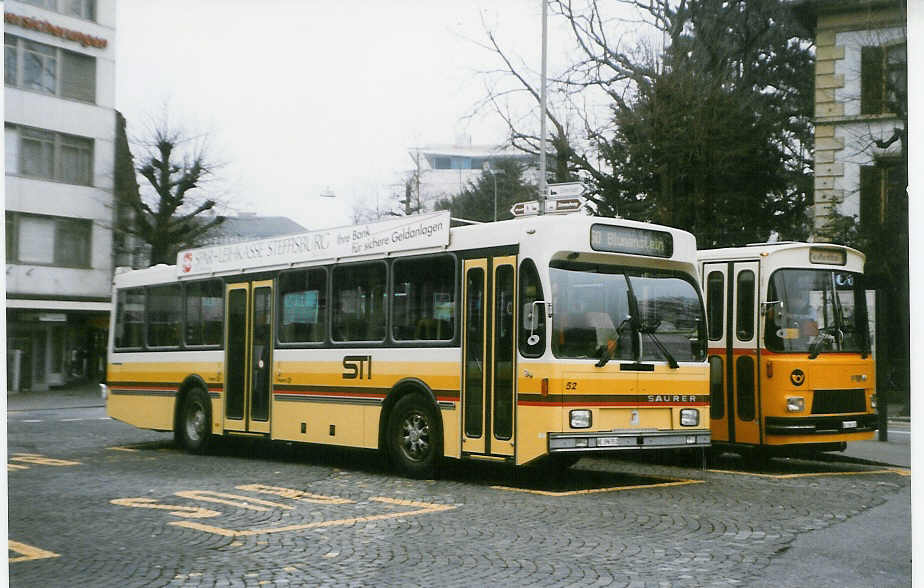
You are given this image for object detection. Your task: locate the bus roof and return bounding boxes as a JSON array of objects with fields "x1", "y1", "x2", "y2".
[
  {"x1": 697, "y1": 241, "x2": 865, "y2": 267},
  {"x1": 113, "y1": 212, "x2": 699, "y2": 288}
]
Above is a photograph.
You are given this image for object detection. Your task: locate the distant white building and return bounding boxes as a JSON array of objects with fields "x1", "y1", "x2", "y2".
[
  {"x1": 409, "y1": 138, "x2": 541, "y2": 204},
  {"x1": 5, "y1": 0, "x2": 117, "y2": 391}
]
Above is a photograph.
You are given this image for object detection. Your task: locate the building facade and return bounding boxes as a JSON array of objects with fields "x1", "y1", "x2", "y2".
[
  {"x1": 410, "y1": 139, "x2": 541, "y2": 205},
  {"x1": 803, "y1": 0, "x2": 906, "y2": 233},
  {"x1": 5, "y1": 0, "x2": 117, "y2": 391}
]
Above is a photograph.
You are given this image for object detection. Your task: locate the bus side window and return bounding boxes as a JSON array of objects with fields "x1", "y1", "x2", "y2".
[
  {"x1": 115, "y1": 288, "x2": 145, "y2": 349},
  {"x1": 518, "y1": 258, "x2": 546, "y2": 357},
  {"x1": 706, "y1": 271, "x2": 724, "y2": 341},
  {"x1": 147, "y1": 284, "x2": 182, "y2": 348},
  {"x1": 391, "y1": 255, "x2": 455, "y2": 342},
  {"x1": 278, "y1": 268, "x2": 327, "y2": 344}
]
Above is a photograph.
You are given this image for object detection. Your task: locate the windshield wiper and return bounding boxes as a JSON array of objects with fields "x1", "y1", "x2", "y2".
[
  {"x1": 595, "y1": 317, "x2": 631, "y2": 368},
  {"x1": 639, "y1": 319, "x2": 679, "y2": 369},
  {"x1": 807, "y1": 327, "x2": 841, "y2": 359}
]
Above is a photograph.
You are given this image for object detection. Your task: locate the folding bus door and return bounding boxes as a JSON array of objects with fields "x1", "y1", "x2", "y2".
[
  {"x1": 224, "y1": 280, "x2": 274, "y2": 435},
  {"x1": 704, "y1": 261, "x2": 760, "y2": 445},
  {"x1": 461, "y1": 257, "x2": 516, "y2": 458}
]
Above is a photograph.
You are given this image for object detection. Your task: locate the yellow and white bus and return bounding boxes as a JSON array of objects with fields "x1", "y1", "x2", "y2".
[
  {"x1": 698, "y1": 243, "x2": 877, "y2": 459},
  {"x1": 104, "y1": 210, "x2": 710, "y2": 477}
]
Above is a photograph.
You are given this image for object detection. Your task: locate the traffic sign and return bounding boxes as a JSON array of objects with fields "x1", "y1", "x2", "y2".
[
  {"x1": 546, "y1": 182, "x2": 585, "y2": 197},
  {"x1": 547, "y1": 197, "x2": 585, "y2": 214},
  {"x1": 510, "y1": 200, "x2": 540, "y2": 217}
]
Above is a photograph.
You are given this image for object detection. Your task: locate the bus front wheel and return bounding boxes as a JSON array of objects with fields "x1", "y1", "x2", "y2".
[
  {"x1": 387, "y1": 394, "x2": 441, "y2": 479},
  {"x1": 176, "y1": 388, "x2": 212, "y2": 454}
]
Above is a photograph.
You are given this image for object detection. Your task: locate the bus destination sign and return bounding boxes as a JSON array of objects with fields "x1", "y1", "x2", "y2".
[
  {"x1": 177, "y1": 211, "x2": 451, "y2": 277},
  {"x1": 590, "y1": 224, "x2": 673, "y2": 258},
  {"x1": 809, "y1": 247, "x2": 847, "y2": 266}
]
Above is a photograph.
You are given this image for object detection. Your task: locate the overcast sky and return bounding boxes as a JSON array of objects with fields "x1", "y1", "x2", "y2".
[{"x1": 115, "y1": 0, "x2": 567, "y2": 231}]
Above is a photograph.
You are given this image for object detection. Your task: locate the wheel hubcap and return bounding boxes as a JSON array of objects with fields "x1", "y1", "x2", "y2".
[
  {"x1": 400, "y1": 412, "x2": 430, "y2": 461},
  {"x1": 186, "y1": 402, "x2": 204, "y2": 442}
]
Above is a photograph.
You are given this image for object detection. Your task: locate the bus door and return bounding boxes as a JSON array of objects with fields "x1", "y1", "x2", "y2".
[
  {"x1": 704, "y1": 261, "x2": 760, "y2": 445},
  {"x1": 224, "y1": 280, "x2": 274, "y2": 435},
  {"x1": 461, "y1": 256, "x2": 516, "y2": 458}
]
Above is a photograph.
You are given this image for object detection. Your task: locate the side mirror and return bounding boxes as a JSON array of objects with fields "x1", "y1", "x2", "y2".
[
  {"x1": 760, "y1": 300, "x2": 782, "y2": 317},
  {"x1": 523, "y1": 300, "x2": 548, "y2": 346}
]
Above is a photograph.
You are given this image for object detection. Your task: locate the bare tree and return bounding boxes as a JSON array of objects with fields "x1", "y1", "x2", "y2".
[{"x1": 117, "y1": 112, "x2": 226, "y2": 265}]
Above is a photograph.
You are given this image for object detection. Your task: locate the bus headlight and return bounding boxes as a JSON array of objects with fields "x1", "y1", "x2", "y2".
[
  {"x1": 680, "y1": 409, "x2": 699, "y2": 426},
  {"x1": 786, "y1": 397, "x2": 804, "y2": 413},
  {"x1": 870, "y1": 394, "x2": 878, "y2": 410},
  {"x1": 570, "y1": 409, "x2": 592, "y2": 429}
]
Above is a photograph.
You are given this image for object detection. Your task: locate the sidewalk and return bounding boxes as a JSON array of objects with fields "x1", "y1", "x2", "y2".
[{"x1": 6, "y1": 381, "x2": 105, "y2": 412}]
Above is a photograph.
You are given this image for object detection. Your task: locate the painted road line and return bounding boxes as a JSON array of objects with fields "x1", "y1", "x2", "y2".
[
  {"x1": 108, "y1": 446, "x2": 140, "y2": 452},
  {"x1": 8, "y1": 463, "x2": 30, "y2": 471},
  {"x1": 21, "y1": 420, "x2": 43, "y2": 423},
  {"x1": 9, "y1": 540, "x2": 60, "y2": 563},
  {"x1": 9, "y1": 454, "x2": 81, "y2": 466},
  {"x1": 110, "y1": 497, "x2": 221, "y2": 519},
  {"x1": 174, "y1": 490, "x2": 294, "y2": 512},
  {"x1": 235, "y1": 484, "x2": 354, "y2": 505},
  {"x1": 167, "y1": 497, "x2": 456, "y2": 537},
  {"x1": 491, "y1": 477, "x2": 704, "y2": 497}
]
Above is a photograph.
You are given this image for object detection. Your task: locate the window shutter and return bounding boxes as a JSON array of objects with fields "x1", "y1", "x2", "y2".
[
  {"x1": 860, "y1": 46, "x2": 884, "y2": 115},
  {"x1": 61, "y1": 49, "x2": 96, "y2": 102},
  {"x1": 859, "y1": 165, "x2": 881, "y2": 230}
]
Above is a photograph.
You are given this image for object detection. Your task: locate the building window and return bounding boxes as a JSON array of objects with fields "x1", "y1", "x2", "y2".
[
  {"x1": 432, "y1": 157, "x2": 451, "y2": 170},
  {"x1": 4, "y1": 34, "x2": 96, "y2": 102},
  {"x1": 861, "y1": 43, "x2": 907, "y2": 116},
  {"x1": 6, "y1": 124, "x2": 93, "y2": 185},
  {"x1": 860, "y1": 161, "x2": 907, "y2": 231},
  {"x1": 20, "y1": 0, "x2": 96, "y2": 21},
  {"x1": 6, "y1": 212, "x2": 92, "y2": 268}
]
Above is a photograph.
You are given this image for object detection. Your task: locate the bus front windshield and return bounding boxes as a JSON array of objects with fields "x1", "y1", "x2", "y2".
[
  {"x1": 549, "y1": 261, "x2": 706, "y2": 363},
  {"x1": 765, "y1": 269, "x2": 869, "y2": 355}
]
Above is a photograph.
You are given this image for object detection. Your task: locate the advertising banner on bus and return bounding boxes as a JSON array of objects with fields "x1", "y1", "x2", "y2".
[{"x1": 177, "y1": 211, "x2": 451, "y2": 277}]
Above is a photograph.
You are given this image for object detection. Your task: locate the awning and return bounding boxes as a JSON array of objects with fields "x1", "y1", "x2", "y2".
[{"x1": 6, "y1": 299, "x2": 111, "y2": 313}]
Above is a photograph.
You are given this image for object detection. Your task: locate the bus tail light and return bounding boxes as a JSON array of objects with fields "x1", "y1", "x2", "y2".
[
  {"x1": 786, "y1": 397, "x2": 805, "y2": 413},
  {"x1": 570, "y1": 410, "x2": 592, "y2": 429},
  {"x1": 680, "y1": 409, "x2": 699, "y2": 426}
]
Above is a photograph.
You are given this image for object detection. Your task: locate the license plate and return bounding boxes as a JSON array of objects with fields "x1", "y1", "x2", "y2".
[
  {"x1": 596, "y1": 437, "x2": 623, "y2": 447},
  {"x1": 842, "y1": 420, "x2": 858, "y2": 429}
]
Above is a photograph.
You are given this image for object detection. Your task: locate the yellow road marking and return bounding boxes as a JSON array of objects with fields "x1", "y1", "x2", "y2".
[
  {"x1": 169, "y1": 497, "x2": 456, "y2": 537},
  {"x1": 235, "y1": 484, "x2": 353, "y2": 505},
  {"x1": 8, "y1": 463, "x2": 30, "y2": 471},
  {"x1": 107, "y1": 446, "x2": 139, "y2": 452},
  {"x1": 491, "y1": 478, "x2": 704, "y2": 496},
  {"x1": 110, "y1": 497, "x2": 221, "y2": 519},
  {"x1": 707, "y1": 468, "x2": 910, "y2": 479},
  {"x1": 174, "y1": 490, "x2": 294, "y2": 511},
  {"x1": 9, "y1": 540, "x2": 60, "y2": 563},
  {"x1": 10, "y1": 454, "x2": 81, "y2": 466}
]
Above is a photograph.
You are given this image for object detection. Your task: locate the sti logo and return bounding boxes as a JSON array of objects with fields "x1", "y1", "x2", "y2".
[
  {"x1": 790, "y1": 369, "x2": 806, "y2": 387},
  {"x1": 181, "y1": 252, "x2": 193, "y2": 273}
]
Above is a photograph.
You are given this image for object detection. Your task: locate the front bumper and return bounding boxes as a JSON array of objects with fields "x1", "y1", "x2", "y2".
[
  {"x1": 765, "y1": 414, "x2": 878, "y2": 435},
  {"x1": 549, "y1": 429, "x2": 711, "y2": 452}
]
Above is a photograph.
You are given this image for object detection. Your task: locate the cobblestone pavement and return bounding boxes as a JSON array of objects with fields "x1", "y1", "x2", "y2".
[{"x1": 8, "y1": 410, "x2": 911, "y2": 587}]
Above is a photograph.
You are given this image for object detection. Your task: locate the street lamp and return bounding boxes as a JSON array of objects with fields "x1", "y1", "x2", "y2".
[{"x1": 483, "y1": 162, "x2": 505, "y2": 222}]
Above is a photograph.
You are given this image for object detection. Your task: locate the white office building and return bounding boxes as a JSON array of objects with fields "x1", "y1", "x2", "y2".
[
  {"x1": 409, "y1": 138, "x2": 541, "y2": 204},
  {"x1": 5, "y1": 0, "x2": 117, "y2": 391}
]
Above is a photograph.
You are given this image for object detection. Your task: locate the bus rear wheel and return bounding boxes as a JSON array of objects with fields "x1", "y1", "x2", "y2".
[
  {"x1": 387, "y1": 394, "x2": 441, "y2": 479},
  {"x1": 176, "y1": 388, "x2": 212, "y2": 454}
]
